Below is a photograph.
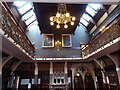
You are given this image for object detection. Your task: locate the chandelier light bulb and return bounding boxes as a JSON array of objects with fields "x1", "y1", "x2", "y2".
[
  {"x1": 56, "y1": 24, "x2": 60, "y2": 28},
  {"x1": 50, "y1": 22, "x2": 54, "y2": 25},
  {"x1": 72, "y1": 17, "x2": 76, "y2": 21},
  {"x1": 56, "y1": 13, "x2": 60, "y2": 17},
  {"x1": 50, "y1": 17, "x2": 54, "y2": 21},
  {"x1": 66, "y1": 13, "x2": 70, "y2": 17},
  {"x1": 71, "y1": 22, "x2": 74, "y2": 25},
  {"x1": 64, "y1": 24, "x2": 68, "y2": 28}
]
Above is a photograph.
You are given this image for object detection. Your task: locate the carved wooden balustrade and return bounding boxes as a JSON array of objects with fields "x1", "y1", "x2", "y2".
[
  {"x1": 82, "y1": 20, "x2": 120, "y2": 57},
  {"x1": 1, "y1": 3, "x2": 35, "y2": 57}
]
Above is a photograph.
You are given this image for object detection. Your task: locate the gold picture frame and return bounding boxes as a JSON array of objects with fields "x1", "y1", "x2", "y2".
[
  {"x1": 62, "y1": 34, "x2": 72, "y2": 47},
  {"x1": 42, "y1": 34, "x2": 54, "y2": 48}
]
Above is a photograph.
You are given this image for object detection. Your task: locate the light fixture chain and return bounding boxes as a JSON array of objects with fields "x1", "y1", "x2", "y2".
[{"x1": 58, "y1": 3, "x2": 67, "y2": 14}]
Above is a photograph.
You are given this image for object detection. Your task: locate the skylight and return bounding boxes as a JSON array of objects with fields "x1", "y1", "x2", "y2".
[
  {"x1": 18, "y1": 2, "x2": 32, "y2": 15},
  {"x1": 32, "y1": 20, "x2": 38, "y2": 25},
  {"x1": 80, "y1": 17, "x2": 89, "y2": 26},
  {"x1": 86, "y1": 5, "x2": 97, "y2": 17},
  {"x1": 27, "y1": 20, "x2": 38, "y2": 27},
  {"x1": 79, "y1": 3, "x2": 102, "y2": 27},
  {"x1": 13, "y1": 1, "x2": 27, "y2": 8},
  {"x1": 22, "y1": 10, "x2": 34, "y2": 21},
  {"x1": 25, "y1": 15, "x2": 36, "y2": 25},
  {"x1": 14, "y1": 1, "x2": 38, "y2": 26},
  {"x1": 88, "y1": 4, "x2": 102, "y2": 11},
  {"x1": 82, "y1": 13, "x2": 92, "y2": 22}
]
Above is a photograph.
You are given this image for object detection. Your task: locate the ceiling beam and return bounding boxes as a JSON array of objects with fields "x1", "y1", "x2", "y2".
[{"x1": 2, "y1": 0, "x2": 119, "y2": 4}]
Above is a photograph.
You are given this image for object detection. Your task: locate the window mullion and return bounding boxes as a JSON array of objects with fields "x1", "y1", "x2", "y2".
[
  {"x1": 24, "y1": 14, "x2": 34, "y2": 21},
  {"x1": 84, "y1": 12, "x2": 96, "y2": 25},
  {"x1": 21, "y1": 8, "x2": 33, "y2": 16},
  {"x1": 82, "y1": 17, "x2": 90, "y2": 23},
  {"x1": 27, "y1": 19, "x2": 36, "y2": 26},
  {"x1": 79, "y1": 22, "x2": 87, "y2": 28},
  {"x1": 17, "y1": 2, "x2": 28, "y2": 9}
]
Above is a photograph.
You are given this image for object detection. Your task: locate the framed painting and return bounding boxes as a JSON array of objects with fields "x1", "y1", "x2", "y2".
[
  {"x1": 42, "y1": 34, "x2": 54, "y2": 48},
  {"x1": 62, "y1": 34, "x2": 72, "y2": 47}
]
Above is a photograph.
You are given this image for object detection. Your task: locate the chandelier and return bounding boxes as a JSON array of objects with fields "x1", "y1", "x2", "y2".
[{"x1": 50, "y1": 3, "x2": 76, "y2": 29}]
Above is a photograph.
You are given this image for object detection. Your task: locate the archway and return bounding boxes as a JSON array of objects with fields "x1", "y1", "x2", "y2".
[{"x1": 73, "y1": 64, "x2": 96, "y2": 90}]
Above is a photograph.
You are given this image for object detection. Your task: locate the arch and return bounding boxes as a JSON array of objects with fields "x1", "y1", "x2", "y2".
[
  {"x1": 94, "y1": 59, "x2": 107, "y2": 84},
  {"x1": 75, "y1": 64, "x2": 95, "y2": 80},
  {"x1": 2, "y1": 55, "x2": 13, "y2": 68},
  {"x1": 94, "y1": 59, "x2": 104, "y2": 69},
  {"x1": 107, "y1": 54, "x2": 119, "y2": 68},
  {"x1": 73, "y1": 63, "x2": 97, "y2": 90},
  {"x1": 11, "y1": 60, "x2": 23, "y2": 72},
  {"x1": 94, "y1": 56, "x2": 118, "y2": 90},
  {"x1": 106, "y1": 54, "x2": 120, "y2": 85}
]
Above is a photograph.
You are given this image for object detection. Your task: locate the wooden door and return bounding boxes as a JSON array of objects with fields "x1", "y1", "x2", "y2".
[{"x1": 74, "y1": 76, "x2": 84, "y2": 90}]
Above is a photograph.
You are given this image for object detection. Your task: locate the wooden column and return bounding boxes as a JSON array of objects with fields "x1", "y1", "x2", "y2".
[
  {"x1": 8, "y1": 72, "x2": 14, "y2": 88},
  {"x1": 49, "y1": 62, "x2": 53, "y2": 89},
  {"x1": 116, "y1": 68, "x2": 120, "y2": 90},
  {"x1": 0, "y1": 32, "x2": 2, "y2": 90},
  {"x1": 71, "y1": 69, "x2": 75, "y2": 90},
  {"x1": 0, "y1": 71, "x2": 1, "y2": 90},
  {"x1": 64, "y1": 62, "x2": 68, "y2": 84},
  {"x1": 34, "y1": 62, "x2": 38, "y2": 84},
  {"x1": 101, "y1": 71, "x2": 107, "y2": 90}
]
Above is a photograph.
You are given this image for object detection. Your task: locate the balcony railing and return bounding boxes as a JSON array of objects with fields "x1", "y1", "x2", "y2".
[
  {"x1": 1, "y1": 3, "x2": 35, "y2": 57},
  {"x1": 82, "y1": 20, "x2": 120, "y2": 58}
]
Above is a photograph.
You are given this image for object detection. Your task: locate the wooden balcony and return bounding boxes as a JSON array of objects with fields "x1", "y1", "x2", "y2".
[
  {"x1": 82, "y1": 20, "x2": 120, "y2": 58},
  {"x1": 1, "y1": 3, "x2": 35, "y2": 57}
]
